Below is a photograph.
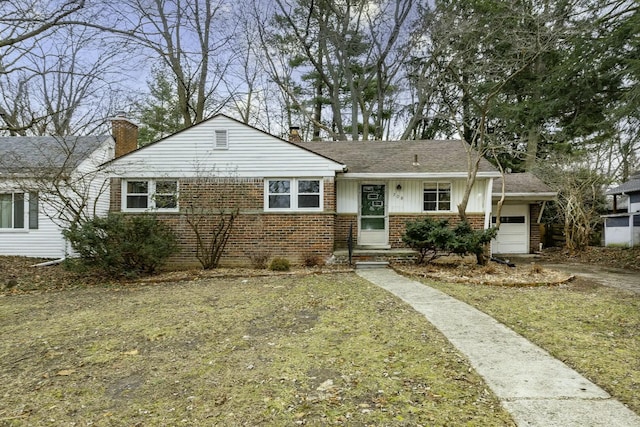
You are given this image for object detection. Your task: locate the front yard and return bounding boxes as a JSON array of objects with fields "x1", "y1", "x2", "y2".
[
  {"x1": 1, "y1": 251, "x2": 638, "y2": 425},
  {"x1": 0, "y1": 272, "x2": 513, "y2": 426}
]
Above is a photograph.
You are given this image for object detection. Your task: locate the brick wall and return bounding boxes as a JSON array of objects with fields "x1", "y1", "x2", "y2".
[
  {"x1": 335, "y1": 214, "x2": 358, "y2": 248},
  {"x1": 530, "y1": 203, "x2": 541, "y2": 253},
  {"x1": 110, "y1": 177, "x2": 336, "y2": 267},
  {"x1": 389, "y1": 214, "x2": 485, "y2": 248},
  {"x1": 336, "y1": 213, "x2": 486, "y2": 249}
]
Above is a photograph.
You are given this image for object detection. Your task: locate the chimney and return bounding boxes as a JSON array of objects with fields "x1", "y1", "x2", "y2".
[
  {"x1": 289, "y1": 126, "x2": 302, "y2": 143},
  {"x1": 111, "y1": 112, "x2": 139, "y2": 157}
]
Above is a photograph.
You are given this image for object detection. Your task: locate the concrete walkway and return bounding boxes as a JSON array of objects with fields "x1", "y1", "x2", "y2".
[{"x1": 357, "y1": 268, "x2": 640, "y2": 427}]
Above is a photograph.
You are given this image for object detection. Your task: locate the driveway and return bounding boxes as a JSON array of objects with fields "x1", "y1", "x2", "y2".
[{"x1": 508, "y1": 256, "x2": 640, "y2": 294}]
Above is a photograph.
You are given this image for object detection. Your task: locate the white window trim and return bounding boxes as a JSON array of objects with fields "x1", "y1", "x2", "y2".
[
  {"x1": 264, "y1": 178, "x2": 323, "y2": 212},
  {"x1": 122, "y1": 179, "x2": 180, "y2": 212},
  {"x1": 214, "y1": 129, "x2": 229, "y2": 150},
  {"x1": 0, "y1": 191, "x2": 40, "y2": 233},
  {"x1": 423, "y1": 181, "x2": 453, "y2": 212}
]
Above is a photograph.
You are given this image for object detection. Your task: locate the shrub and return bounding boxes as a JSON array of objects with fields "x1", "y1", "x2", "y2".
[
  {"x1": 250, "y1": 253, "x2": 270, "y2": 269},
  {"x1": 63, "y1": 214, "x2": 178, "y2": 278},
  {"x1": 302, "y1": 253, "x2": 323, "y2": 267},
  {"x1": 269, "y1": 257, "x2": 291, "y2": 271},
  {"x1": 402, "y1": 218, "x2": 497, "y2": 265},
  {"x1": 402, "y1": 218, "x2": 455, "y2": 264}
]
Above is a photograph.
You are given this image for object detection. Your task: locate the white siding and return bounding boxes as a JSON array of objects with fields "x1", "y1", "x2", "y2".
[
  {"x1": 0, "y1": 138, "x2": 115, "y2": 258},
  {"x1": 75, "y1": 138, "x2": 114, "y2": 217},
  {"x1": 109, "y1": 116, "x2": 344, "y2": 179},
  {"x1": 0, "y1": 191, "x2": 67, "y2": 258},
  {"x1": 336, "y1": 178, "x2": 489, "y2": 214}
]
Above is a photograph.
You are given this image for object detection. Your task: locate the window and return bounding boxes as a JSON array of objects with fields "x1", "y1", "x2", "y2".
[
  {"x1": 123, "y1": 180, "x2": 179, "y2": 211},
  {"x1": 0, "y1": 192, "x2": 38, "y2": 230},
  {"x1": 126, "y1": 181, "x2": 149, "y2": 209},
  {"x1": 423, "y1": 182, "x2": 451, "y2": 211},
  {"x1": 492, "y1": 216, "x2": 525, "y2": 224},
  {"x1": 266, "y1": 179, "x2": 322, "y2": 210},
  {"x1": 268, "y1": 180, "x2": 290, "y2": 208},
  {"x1": 214, "y1": 129, "x2": 228, "y2": 149},
  {"x1": 298, "y1": 180, "x2": 320, "y2": 208},
  {"x1": 154, "y1": 180, "x2": 178, "y2": 209}
]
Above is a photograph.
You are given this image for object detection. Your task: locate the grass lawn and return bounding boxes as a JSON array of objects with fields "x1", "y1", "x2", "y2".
[
  {"x1": 414, "y1": 276, "x2": 640, "y2": 415},
  {"x1": 0, "y1": 272, "x2": 515, "y2": 426}
]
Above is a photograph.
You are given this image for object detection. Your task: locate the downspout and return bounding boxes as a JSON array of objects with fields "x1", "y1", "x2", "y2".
[
  {"x1": 485, "y1": 178, "x2": 494, "y2": 257},
  {"x1": 484, "y1": 178, "x2": 493, "y2": 229},
  {"x1": 537, "y1": 200, "x2": 547, "y2": 223},
  {"x1": 31, "y1": 258, "x2": 66, "y2": 267}
]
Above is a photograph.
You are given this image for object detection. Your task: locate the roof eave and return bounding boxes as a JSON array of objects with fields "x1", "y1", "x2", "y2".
[
  {"x1": 492, "y1": 192, "x2": 557, "y2": 201},
  {"x1": 338, "y1": 172, "x2": 501, "y2": 179}
]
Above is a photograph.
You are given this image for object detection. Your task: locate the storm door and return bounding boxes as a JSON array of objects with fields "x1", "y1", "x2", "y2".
[{"x1": 359, "y1": 184, "x2": 388, "y2": 246}]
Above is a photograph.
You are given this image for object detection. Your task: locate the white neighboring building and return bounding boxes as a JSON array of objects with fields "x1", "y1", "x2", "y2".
[
  {"x1": 0, "y1": 116, "x2": 137, "y2": 258},
  {"x1": 603, "y1": 172, "x2": 640, "y2": 247}
]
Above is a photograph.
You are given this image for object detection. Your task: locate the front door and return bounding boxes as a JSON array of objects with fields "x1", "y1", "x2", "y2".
[{"x1": 359, "y1": 184, "x2": 388, "y2": 246}]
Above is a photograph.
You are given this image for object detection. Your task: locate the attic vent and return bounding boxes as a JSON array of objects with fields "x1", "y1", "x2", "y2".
[{"x1": 214, "y1": 130, "x2": 228, "y2": 150}]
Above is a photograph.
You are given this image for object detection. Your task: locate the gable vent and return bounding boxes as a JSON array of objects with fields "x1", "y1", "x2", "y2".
[{"x1": 214, "y1": 130, "x2": 228, "y2": 149}]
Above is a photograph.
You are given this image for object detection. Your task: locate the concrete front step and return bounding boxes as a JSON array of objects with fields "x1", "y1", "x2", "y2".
[
  {"x1": 333, "y1": 248, "x2": 418, "y2": 265},
  {"x1": 355, "y1": 261, "x2": 390, "y2": 269}
]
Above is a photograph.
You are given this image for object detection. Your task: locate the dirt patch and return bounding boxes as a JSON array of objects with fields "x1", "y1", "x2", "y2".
[
  {"x1": 540, "y1": 246, "x2": 640, "y2": 271},
  {"x1": 395, "y1": 257, "x2": 573, "y2": 287}
]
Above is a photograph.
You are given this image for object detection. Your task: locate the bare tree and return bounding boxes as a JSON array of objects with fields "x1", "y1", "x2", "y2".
[
  {"x1": 182, "y1": 175, "x2": 244, "y2": 269},
  {"x1": 536, "y1": 156, "x2": 606, "y2": 253},
  {"x1": 0, "y1": 0, "x2": 85, "y2": 50},
  {"x1": 83, "y1": 0, "x2": 238, "y2": 127}
]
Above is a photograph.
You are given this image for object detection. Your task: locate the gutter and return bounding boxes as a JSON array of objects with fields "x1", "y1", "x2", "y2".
[{"x1": 339, "y1": 172, "x2": 502, "y2": 179}]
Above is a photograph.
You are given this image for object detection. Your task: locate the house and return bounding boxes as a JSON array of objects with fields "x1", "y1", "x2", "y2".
[
  {"x1": 106, "y1": 114, "x2": 555, "y2": 266},
  {"x1": 0, "y1": 115, "x2": 135, "y2": 258},
  {"x1": 491, "y1": 173, "x2": 556, "y2": 254},
  {"x1": 602, "y1": 172, "x2": 640, "y2": 247}
]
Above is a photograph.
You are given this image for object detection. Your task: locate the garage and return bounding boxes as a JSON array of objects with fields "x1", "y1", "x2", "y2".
[{"x1": 491, "y1": 204, "x2": 529, "y2": 254}]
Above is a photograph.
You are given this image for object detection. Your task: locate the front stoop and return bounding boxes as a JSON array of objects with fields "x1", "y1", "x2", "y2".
[
  {"x1": 333, "y1": 248, "x2": 418, "y2": 265},
  {"x1": 355, "y1": 261, "x2": 389, "y2": 269}
]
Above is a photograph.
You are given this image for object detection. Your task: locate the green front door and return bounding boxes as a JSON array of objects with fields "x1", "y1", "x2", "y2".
[{"x1": 359, "y1": 184, "x2": 387, "y2": 246}]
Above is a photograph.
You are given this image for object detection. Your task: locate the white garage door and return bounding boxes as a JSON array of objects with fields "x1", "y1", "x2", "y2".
[{"x1": 491, "y1": 204, "x2": 528, "y2": 254}]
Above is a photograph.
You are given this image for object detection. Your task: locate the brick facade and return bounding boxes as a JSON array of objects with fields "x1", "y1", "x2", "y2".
[
  {"x1": 529, "y1": 203, "x2": 542, "y2": 253},
  {"x1": 110, "y1": 174, "x2": 501, "y2": 265},
  {"x1": 336, "y1": 212, "x2": 486, "y2": 249},
  {"x1": 389, "y1": 214, "x2": 485, "y2": 248},
  {"x1": 110, "y1": 177, "x2": 337, "y2": 267}
]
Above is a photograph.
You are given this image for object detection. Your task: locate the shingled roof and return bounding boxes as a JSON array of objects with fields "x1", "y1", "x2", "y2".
[
  {"x1": 492, "y1": 172, "x2": 556, "y2": 199},
  {"x1": 0, "y1": 136, "x2": 110, "y2": 176},
  {"x1": 296, "y1": 140, "x2": 498, "y2": 175},
  {"x1": 606, "y1": 172, "x2": 640, "y2": 195}
]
